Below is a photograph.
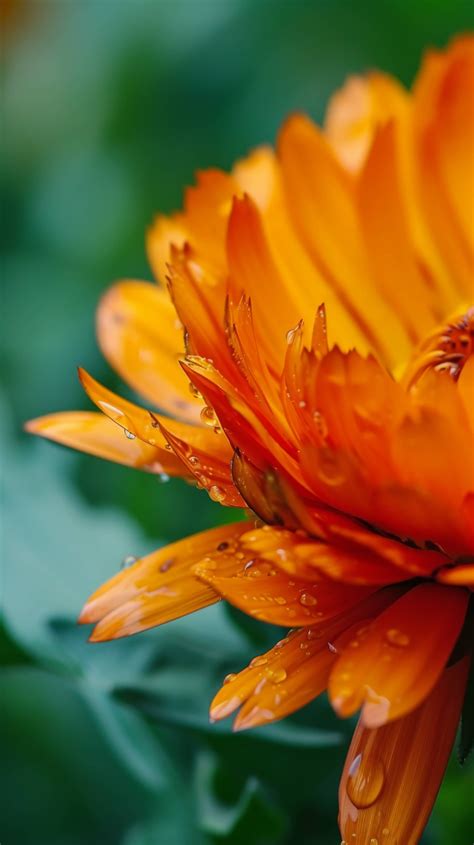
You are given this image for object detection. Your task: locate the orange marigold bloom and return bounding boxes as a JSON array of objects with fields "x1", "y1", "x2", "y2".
[{"x1": 27, "y1": 36, "x2": 474, "y2": 844}]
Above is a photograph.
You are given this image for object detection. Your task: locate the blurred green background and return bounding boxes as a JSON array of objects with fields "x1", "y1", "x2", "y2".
[{"x1": 2, "y1": 1, "x2": 473, "y2": 843}]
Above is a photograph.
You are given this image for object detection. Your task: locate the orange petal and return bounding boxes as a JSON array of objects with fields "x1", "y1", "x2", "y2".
[
  {"x1": 324, "y1": 71, "x2": 408, "y2": 173},
  {"x1": 24, "y1": 411, "x2": 182, "y2": 474},
  {"x1": 80, "y1": 522, "x2": 251, "y2": 640},
  {"x1": 159, "y1": 422, "x2": 244, "y2": 508},
  {"x1": 437, "y1": 563, "x2": 474, "y2": 588},
  {"x1": 339, "y1": 656, "x2": 470, "y2": 845},
  {"x1": 196, "y1": 558, "x2": 373, "y2": 627},
  {"x1": 413, "y1": 36, "x2": 474, "y2": 298},
  {"x1": 329, "y1": 582, "x2": 469, "y2": 726},
  {"x1": 210, "y1": 587, "x2": 403, "y2": 729},
  {"x1": 96, "y1": 280, "x2": 202, "y2": 423},
  {"x1": 278, "y1": 113, "x2": 410, "y2": 367},
  {"x1": 146, "y1": 213, "x2": 187, "y2": 285},
  {"x1": 78, "y1": 368, "x2": 241, "y2": 496},
  {"x1": 358, "y1": 121, "x2": 438, "y2": 342}
]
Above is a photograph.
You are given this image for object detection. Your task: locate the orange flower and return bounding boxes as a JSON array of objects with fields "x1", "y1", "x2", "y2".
[{"x1": 27, "y1": 36, "x2": 474, "y2": 844}]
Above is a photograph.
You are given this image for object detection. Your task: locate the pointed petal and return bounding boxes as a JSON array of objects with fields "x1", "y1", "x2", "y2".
[
  {"x1": 24, "y1": 411, "x2": 182, "y2": 474},
  {"x1": 329, "y1": 583, "x2": 469, "y2": 726},
  {"x1": 339, "y1": 657, "x2": 470, "y2": 845},
  {"x1": 278, "y1": 113, "x2": 410, "y2": 367},
  {"x1": 81, "y1": 522, "x2": 251, "y2": 640}
]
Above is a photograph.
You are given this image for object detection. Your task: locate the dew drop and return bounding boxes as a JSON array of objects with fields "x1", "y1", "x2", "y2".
[
  {"x1": 209, "y1": 485, "x2": 226, "y2": 503},
  {"x1": 266, "y1": 667, "x2": 287, "y2": 683},
  {"x1": 307, "y1": 628, "x2": 323, "y2": 640},
  {"x1": 223, "y1": 673, "x2": 237, "y2": 684},
  {"x1": 124, "y1": 429, "x2": 136, "y2": 440},
  {"x1": 250, "y1": 655, "x2": 267, "y2": 668},
  {"x1": 286, "y1": 325, "x2": 299, "y2": 345},
  {"x1": 370, "y1": 840, "x2": 378, "y2": 845},
  {"x1": 382, "y1": 829, "x2": 389, "y2": 837},
  {"x1": 385, "y1": 628, "x2": 410, "y2": 647},
  {"x1": 298, "y1": 399, "x2": 306, "y2": 409},
  {"x1": 121, "y1": 555, "x2": 137, "y2": 569},
  {"x1": 158, "y1": 473, "x2": 170, "y2": 483},
  {"x1": 189, "y1": 382, "x2": 203, "y2": 400},
  {"x1": 274, "y1": 596, "x2": 287, "y2": 605},
  {"x1": 346, "y1": 752, "x2": 385, "y2": 809},
  {"x1": 150, "y1": 413, "x2": 160, "y2": 429},
  {"x1": 300, "y1": 592, "x2": 317, "y2": 607},
  {"x1": 200, "y1": 405, "x2": 217, "y2": 426},
  {"x1": 189, "y1": 455, "x2": 200, "y2": 467},
  {"x1": 217, "y1": 541, "x2": 229, "y2": 552},
  {"x1": 328, "y1": 642, "x2": 338, "y2": 654}
]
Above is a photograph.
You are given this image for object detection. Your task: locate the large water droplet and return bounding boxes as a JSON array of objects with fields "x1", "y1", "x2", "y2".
[
  {"x1": 300, "y1": 592, "x2": 318, "y2": 607},
  {"x1": 209, "y1": 485, "x2": 225, "y2": 503},
  {"x1": 250, "y1": 655, "x2": 267, "y2": 668},
  {"x1": 124, "y1": 429, "x2": 136, "y2": 440},
  {"x1": 223, "y1": 673, "x2": 237, "y2": 684},
  {"x1": 266, "y1": 667, "x2": 287, "y2": 683},
  {"x1": 385, "y1": 628, "x2": 410, "y2": 647},
  {"x1": 346, "y1": 752, "x2": 385, "y2": 809},
  {"x1": 200, "y1": 405, "x2": 217, "y2": 426},
  {"x1": 286, "y1": 324, "x2": 300, "y2": 345},
  {"x1": 121, "y1": 555, "x2": 137, "y2": 569}
]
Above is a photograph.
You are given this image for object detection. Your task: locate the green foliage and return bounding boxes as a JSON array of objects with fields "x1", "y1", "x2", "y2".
[{"x1": 2, "y1": 1, "x2": 473, "y2": 843}]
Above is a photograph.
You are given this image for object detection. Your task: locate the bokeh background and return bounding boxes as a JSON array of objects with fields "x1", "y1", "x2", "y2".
[{"x1": 2, "y1": 2, "x2": 474, "y2": 843}]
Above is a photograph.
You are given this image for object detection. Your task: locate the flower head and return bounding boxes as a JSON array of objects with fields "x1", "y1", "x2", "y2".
[{"x1": 27, "y1": 36, "x2": 474, "y2": 844}]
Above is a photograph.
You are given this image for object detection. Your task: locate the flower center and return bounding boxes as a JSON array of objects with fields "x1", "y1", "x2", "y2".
[{"x1": 402, "y1": 307, "x2": 474, "y2": 389}]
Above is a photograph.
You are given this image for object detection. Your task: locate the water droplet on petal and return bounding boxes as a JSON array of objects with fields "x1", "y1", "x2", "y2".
[
  {"x1": 217, "y1": 541, "x2": 229, "y2": 552},
  {"x1": 124, "y1": 429, "x2": 136, "y2": 440},
  {"x1": 370, "y1": 839, "x2": 378, "y2": 845},
  {"x1": 274, "y1": 596, "x2": 287, "y2": 605},
  {"x1": 385, "y1": 628, "x2": 410, "y2": 647},
  {"x1": 223, "y1": 673, "x2": 237, "y2": 684},
  {"x1": 250, "y1": 655, "x2": 267, "y2": 668},
  {"x1": 200, "y1": 405, "x2": 217, "y2": 426},
  {"x1": 189, "y1": 455, "x2": 200, "y2": 467},
  {"x1": 346, "y1": 752, "x2": 385, "y2": 809},
  {"x1": 158, "y1": 473, "x2": 170, "y2": 483},
  {"x1": 382, "y1": 829, "x2": 389, "y2": 837},
  {"x1": 328, "y1": 642, "x2": 338, "y2": 654},
  {"x1": 121, "y1": 555, "x2": 137, "y2": 569},
  {"x1": 298, "y1": 399, "x2": 306, "y2": 409},
  {"x1": 286, "y1": 324, "x2": 299, "y2": 344},
  {"x1": 300, "y1": 592, "x2": 317, "y2": 607},
  {"x1": 209, "y1": 485, "x2": 225, "y2": 502},
  {"x1": 267, "y1": 667, "x2": 287, "y2": 683}
]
